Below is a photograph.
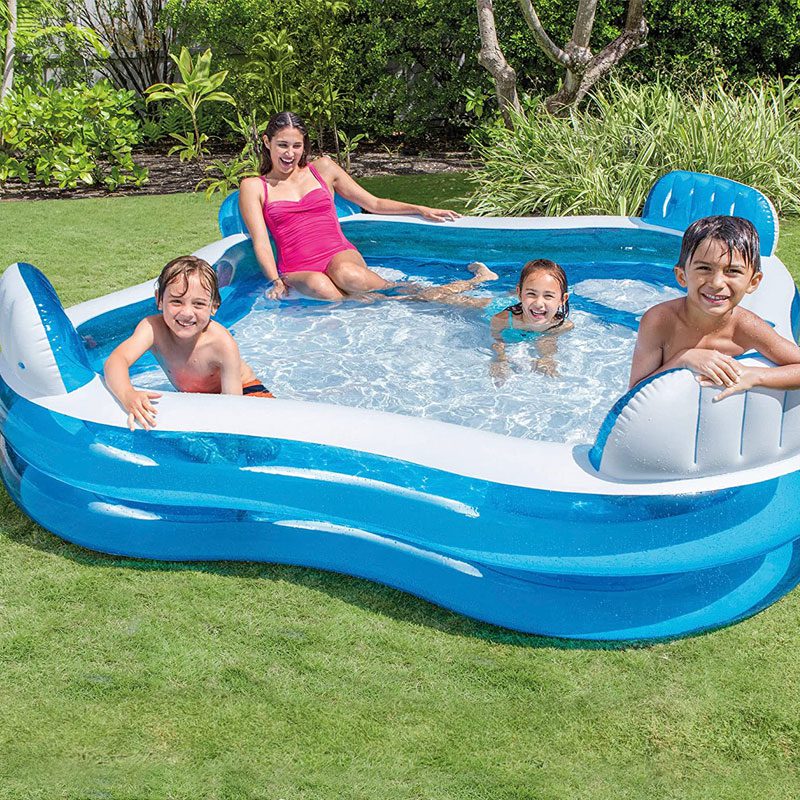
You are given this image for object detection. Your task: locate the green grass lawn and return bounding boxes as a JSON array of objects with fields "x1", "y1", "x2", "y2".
[{"x1": 2, "y1": 186, "x2": 800, "y2": 800}]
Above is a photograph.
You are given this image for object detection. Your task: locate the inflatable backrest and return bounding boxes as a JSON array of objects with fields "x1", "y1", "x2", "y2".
[
  {"x1": 0, "y1": 263, "x2": 95, "y2": 397},
  {"x1": 218, "y1": 189, "x2": 363, "y2": 237},
  {"x1": 590, "y1": 357, "x2": 800, "y2": 480},
  {"x1": 641, "y1": 171, "x2": 778, "y2": 257}
]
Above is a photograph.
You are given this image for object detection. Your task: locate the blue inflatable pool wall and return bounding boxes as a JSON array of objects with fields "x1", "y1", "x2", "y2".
[{"x1": 2, "y1": 171, "x2": 800, "y2": 642}]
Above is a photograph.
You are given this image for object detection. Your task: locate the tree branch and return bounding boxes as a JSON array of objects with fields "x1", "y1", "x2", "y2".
[
  {"x1": 571, "y1": 0, "x2": 598, "y2": 50},
  {"x1": 517, "y1": 0, "x2": 568, "y2": 67}
]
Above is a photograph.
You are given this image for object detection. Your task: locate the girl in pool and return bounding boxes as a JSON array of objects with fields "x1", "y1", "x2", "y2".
[
  {"x1": 238, "y1": 111, "x2": 496, "y2": 301},
  {"x1": 488, "y1": 258, "x2": 573, "y2": 381}
]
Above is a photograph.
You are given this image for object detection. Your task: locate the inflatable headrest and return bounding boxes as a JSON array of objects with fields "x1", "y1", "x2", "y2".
[
  {"x1": 0, "y1": 263, "x2": 95, "y2": 397},
  {"x1": 590, "y1": 356, "x2": 800, "y2": 480},
  {"x1": 641, "y1": 171, "x2": 779, "y2": 257},
  {"x1": 218, "y1": 189, "x2": 363, "y2": 238}
]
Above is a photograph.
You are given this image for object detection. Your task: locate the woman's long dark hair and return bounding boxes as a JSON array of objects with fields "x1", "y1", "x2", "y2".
[
  {"x1": 509, "y1": 258, "x2": 570, "y2": 328},
  {"x1": 259, "y1": 111, "x2": 310, "y2": 175}
]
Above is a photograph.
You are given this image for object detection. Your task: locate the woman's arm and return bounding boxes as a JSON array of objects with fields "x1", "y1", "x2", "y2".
[
  {"x1": 315, "y1": 157, "x2": 459, "y2": 221},
  {"x1": 238, "y1": 177, "x2": 288, "y2": 299}
]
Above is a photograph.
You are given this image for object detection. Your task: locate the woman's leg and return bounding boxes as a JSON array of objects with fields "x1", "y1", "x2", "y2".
[
  {"x1": 282, "y1": 270, "x2": 347, "y2": 300},
  {"x1": 325, "y1": 250, "x2": 392, "y2": 294},
  {"x1": 411, "y1": 262, "x2": 499, "y2": 303}
]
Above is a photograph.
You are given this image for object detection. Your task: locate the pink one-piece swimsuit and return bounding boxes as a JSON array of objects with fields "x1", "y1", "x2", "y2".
[{"x1": 261, "y1": 163, "x2": 356, "y2": 275}]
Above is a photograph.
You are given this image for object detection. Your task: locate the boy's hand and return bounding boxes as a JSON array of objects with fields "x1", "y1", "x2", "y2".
[
  {"x1": 124, "y1": 390, "x2": 161, "y2": 431},
  {"x1": 681, "y1": 348, "x2": 742, "y2": 387},
  {"x1": 700, "y1": 366, "x2": 764, "y2": 402}
]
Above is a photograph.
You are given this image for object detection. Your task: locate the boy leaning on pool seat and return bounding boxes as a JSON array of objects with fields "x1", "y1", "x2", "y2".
[{"x1": 629, "y1": 215, "x2": 800, "y2": 398}]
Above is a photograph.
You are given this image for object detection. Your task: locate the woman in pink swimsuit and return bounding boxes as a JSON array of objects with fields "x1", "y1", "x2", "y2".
[{"x1": 239, "y1": 112, "x2": 495, "y2": 301}]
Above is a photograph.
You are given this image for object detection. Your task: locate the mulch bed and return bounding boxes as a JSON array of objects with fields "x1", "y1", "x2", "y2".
[{"x1": 0, "y1": 145, "x2": 479, "y2": 201}]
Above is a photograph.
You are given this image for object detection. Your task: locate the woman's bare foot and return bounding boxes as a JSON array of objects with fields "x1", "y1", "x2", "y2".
[{"x1": 467, "y1": 261, "x2": 499, "y2": 282}]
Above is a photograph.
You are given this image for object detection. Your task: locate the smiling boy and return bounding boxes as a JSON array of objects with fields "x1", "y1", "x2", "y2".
[
  {"x1": 628, "y1": 215, "x2": 800, "y2": 399},
  {"x1": 104, "y1": 255, "x2": 273, "y2": 431}
]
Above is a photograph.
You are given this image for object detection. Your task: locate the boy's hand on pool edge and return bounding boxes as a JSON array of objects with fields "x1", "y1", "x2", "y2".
[
  {"x1": 123, "y1": 389, "x2": 161, "y2": 431},
  {"x1": 681, "y1": 348, "x2": 742, "y2": 387},
  {"x1": 700, "y1": 366, "x2": 763, "y2": 401}
]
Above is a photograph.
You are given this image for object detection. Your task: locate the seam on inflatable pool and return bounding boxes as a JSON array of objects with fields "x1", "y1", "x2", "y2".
[
  {"x1": 739, "y1": 392, "x2": 748, "y2": 457},
  {"x1": 693, "y1": 388, "x2": 702, "y2": 465},
  {"x1": 780, "y1": 391, "x2": 788, "y2": 449}
]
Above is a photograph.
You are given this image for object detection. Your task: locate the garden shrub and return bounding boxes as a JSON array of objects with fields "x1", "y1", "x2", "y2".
[
  {"x1": 0, "y1": 81, "x2": 148, "y2": 192},
  {"x1": 467, "y1": 78, "x2": 800, "y2": 218}
]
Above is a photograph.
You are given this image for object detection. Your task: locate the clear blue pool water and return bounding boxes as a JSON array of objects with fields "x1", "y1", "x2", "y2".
[{"x1": 135, "y1": 255, "x2": 683, "y2": 444}]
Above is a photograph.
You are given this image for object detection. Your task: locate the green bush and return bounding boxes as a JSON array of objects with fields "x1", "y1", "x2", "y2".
[
  {"x1": 0, "y1": 81, "x2": 148, "y2": 191},
  {"x1": 467, "y1": 78, "x2": 800, "y2": 217}
]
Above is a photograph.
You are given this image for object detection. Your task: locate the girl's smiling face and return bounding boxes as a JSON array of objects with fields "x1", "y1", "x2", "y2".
[
  {"x1": 516, "y1": 270, "x2": 569, "y2": 330},
  {"x1": 264, "y1": 126, "x2": 307, "y2": 174}
]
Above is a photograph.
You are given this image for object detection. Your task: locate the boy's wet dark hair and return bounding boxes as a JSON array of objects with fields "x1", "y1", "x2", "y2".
[
  {"x1": 259, "y1": 111, "x2": 310, "y2": 175},
  {"x1": 510, "y1": 258, "x2": 571, "y2": 328},
  {"x1": 677, "y1": 215, "x2": 761, "y2": 274},
  {"x1": 156, "y1": 255, "x2": 221, "y2": 308}
]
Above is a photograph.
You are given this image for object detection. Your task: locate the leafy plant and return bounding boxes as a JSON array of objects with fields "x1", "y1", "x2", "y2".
[
  {"x1": 463, "y1": 87, "x2": 490, "y2": 119},
  {"x1": 336, "y1": 128, "x2": 366, "y2": 172},
  {"x1": 242, "y1": 29, "x2": 299, "y2": 115},
  {"x1": 467, "y1": 77, "x2": 800, "y2": 217},
  {"x1": 145, "y1": 47, "x2": 236, "y2": 161},
  {"x1": 196, "y1": 152, "x2": 258, "y2": 198},
  {"x1": 0, "y1": 80, "x2": 148, "y2": 192}
]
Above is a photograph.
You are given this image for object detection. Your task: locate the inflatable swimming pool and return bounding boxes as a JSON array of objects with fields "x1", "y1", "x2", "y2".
[{"x1": 3, "y1": 170, "x2": 800, "y2": 642}]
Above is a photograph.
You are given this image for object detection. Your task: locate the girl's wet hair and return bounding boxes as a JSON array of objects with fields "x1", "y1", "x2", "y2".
[
  {"x1": 510, "y1": 258, "x2": 570, "y2": 327},
  {"x1": 677, "y1": 215, "x2": 761, "y2": 274},
  {"x1": 156, "y1": 255, "x2": 221, "y2": 308},
  {"x1": 259, "y1": 111, "x2": 310, "y2": 174}
]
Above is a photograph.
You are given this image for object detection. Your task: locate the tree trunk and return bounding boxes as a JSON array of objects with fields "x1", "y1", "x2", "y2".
[
  {"x1": 476, "y1": 0, "x2": 522, "y2": 129},
  {"x1": 1, "y1": 0, "x2": 16, "y2": 101},
  {"x1": 544, "y1": 0, "x2": 648, "y2": 115}
]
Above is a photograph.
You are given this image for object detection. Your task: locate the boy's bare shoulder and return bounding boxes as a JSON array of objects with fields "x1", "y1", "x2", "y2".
[
  {"x1": 639, "y1": 297, "x2": 684, "y2": 327},
  {"x1": 733, "y1": 305, "x2": 771, "y2": 330},
  {"x1": 206, "y1": 320, "x2": 239, "y2": 351}
]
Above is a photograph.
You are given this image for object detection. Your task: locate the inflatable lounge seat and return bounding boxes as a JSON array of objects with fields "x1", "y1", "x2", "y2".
[
  {"x1": 590, "y1": 357, "x2": 800, "y2": 480},
  {"x1": 641, "y1": 170, "x2": 779, "y2": 257},
  {"x1": 218, "y1": 189, "x2": 362, "y2": 238},
  {"x1": 0, "y1": 263, "x2": 95, "y2": 398}
]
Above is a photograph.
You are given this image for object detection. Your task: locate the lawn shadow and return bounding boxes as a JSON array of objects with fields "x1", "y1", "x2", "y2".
[{"x1": 0, "y1": 489, "x2": 646, "y2": 652}]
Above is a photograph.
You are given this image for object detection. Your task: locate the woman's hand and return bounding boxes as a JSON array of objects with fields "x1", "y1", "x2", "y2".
[
  {"x1": 418, "y1": 206, "x2": 460, "y2": 222},
  {"x1": 266, "y1": 278, "x2": 288, "y2": 300}
]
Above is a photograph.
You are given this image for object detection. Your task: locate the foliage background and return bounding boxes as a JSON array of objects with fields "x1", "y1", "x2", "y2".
[{"x1": 159, "y1": 0, "x2": 800, "y2": 142}]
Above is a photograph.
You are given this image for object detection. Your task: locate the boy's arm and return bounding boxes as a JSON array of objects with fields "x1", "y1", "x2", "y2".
[
  {"x1": 629, "y1": 307, "x2": 742, "y2": 389},
  {"x1": 104, "y1": 318, "x2": 162, "y2": 430},
  {"x1": 703, "y1": 314, "x2": 800, "y2": 400},
  {"x1": 216, "y1": 330, "x2": 244, "y2": 396},
  {"x1": 628, "y1": 308, "x2": 669, "y2": 388}
]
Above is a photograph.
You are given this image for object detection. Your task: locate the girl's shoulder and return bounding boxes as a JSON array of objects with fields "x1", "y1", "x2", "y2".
[{"x1": 552, "y1": 319, "x2": 574, "y2": 334}]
